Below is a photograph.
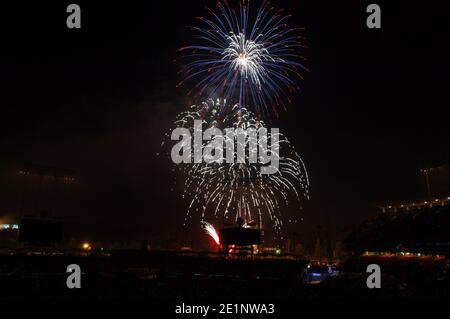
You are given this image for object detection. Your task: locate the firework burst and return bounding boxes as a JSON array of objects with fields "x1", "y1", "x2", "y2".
[
  {"x1": 201, "y1": 221, "x2": 221, "y2": 246},
  {"x1": 177, "y1": 0, "x2": 308, "y2": 117},
  {"x1": 168, "y1": 99, "x2": 309, "y2": 235}
]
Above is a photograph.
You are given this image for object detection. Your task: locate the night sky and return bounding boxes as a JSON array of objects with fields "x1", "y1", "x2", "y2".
[{"x1": 0, "y1": 1, "x2": 449, "y2": 248}]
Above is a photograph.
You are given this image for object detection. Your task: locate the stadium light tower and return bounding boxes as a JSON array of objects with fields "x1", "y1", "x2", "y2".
[{"x1": 420, "y1": 166, "x2": 441, "y2": 199}]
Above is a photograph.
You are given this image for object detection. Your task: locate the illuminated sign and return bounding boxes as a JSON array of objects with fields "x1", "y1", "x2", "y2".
[{"x1": 0, "y1": 224, "x2": 19, "y2": 230}]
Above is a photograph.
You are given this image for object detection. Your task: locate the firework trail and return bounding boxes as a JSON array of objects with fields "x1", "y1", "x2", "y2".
[
  {"x1": 168, "y1": 99, "x2": 309, "y2": 234},
  {"x1": 177, "y1": 0, "x2": 308, "y2": 117},
  {"x1": 201, "y1": 221, "x2": 221, "y2": 246}
]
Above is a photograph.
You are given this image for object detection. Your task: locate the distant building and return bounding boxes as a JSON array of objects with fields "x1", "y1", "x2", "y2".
[
  {"x1": 18, "y1": 214, "x2": 64, "y2": 247},
  {"x1": 0, "y1": 224, "x2": 19, "y2": 248},
  {"x1": 346, "y1": 195, "x2": 450, "y2": 255}
]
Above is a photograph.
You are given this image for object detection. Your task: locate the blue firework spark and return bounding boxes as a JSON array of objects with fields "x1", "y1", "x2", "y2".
[{"x1": 177, "y1": 0, "x2": 308, "y2": 117}]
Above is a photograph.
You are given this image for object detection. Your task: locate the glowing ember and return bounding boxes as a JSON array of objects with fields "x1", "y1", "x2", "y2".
[{"x1": 201, "y1": 221, "x2": 221, "y2": 246}]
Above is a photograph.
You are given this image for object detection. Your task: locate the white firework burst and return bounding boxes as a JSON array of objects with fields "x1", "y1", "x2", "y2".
[
  {"x1": 223, "y1": 33, "x2": 272, "y2": 90},
  {"x1": 166, "y1": 99, "x2": 309, "y2": 235}
]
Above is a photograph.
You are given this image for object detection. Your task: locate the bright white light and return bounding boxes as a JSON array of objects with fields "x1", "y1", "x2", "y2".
[
  {"x1": 201, "y1": 221, "x2": 220, "y2": 246},
  {"x1": 223, "y1": 33, "x2": 272, "y2": 89},
  {"x1": 236, "y1": 53, "x2": 249, "y2": 68}
]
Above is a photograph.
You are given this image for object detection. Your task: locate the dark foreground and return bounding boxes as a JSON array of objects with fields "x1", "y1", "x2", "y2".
[{"x1": 0, "y1": 250, "x2": 449, "y2": 301}]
